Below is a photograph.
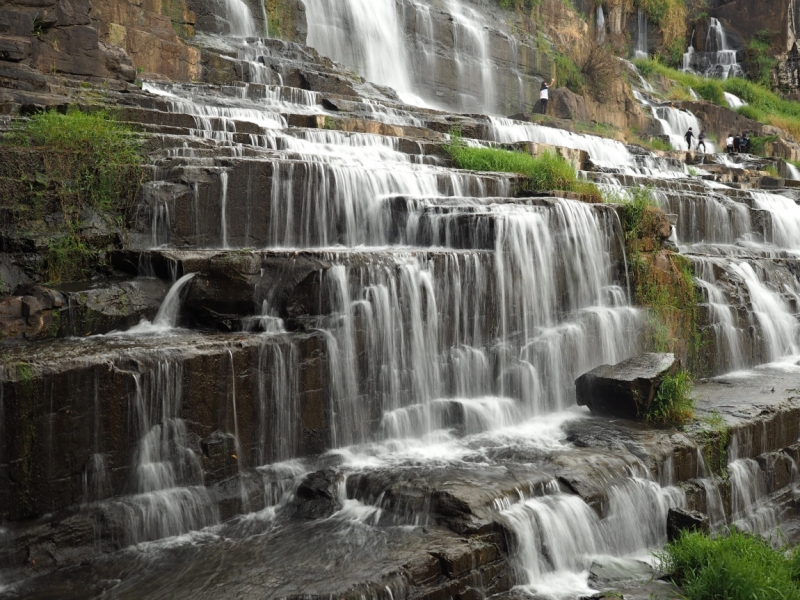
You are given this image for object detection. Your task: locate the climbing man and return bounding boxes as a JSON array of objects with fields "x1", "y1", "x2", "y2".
[
  {"x1": 539, "y1": 78, "x2": 555, "y2": 114},
  {"x1": 697, "y1": 130, "x2": 707, "y2": 154},
  {"x1": 684, "y1": 127, "x2": 695, "y2": 151}
]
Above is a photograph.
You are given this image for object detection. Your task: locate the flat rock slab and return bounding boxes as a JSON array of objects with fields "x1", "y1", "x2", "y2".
[{"x1": 575, "y1": 353, "x2": 679, "y2": 419}]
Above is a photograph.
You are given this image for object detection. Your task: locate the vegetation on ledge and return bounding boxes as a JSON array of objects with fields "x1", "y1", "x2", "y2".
[
  {"x1": 2, "y1": 108, "x2": 144, "y2": 283},
  {"x1": 661, "y1": 530, "x2": 800, "y2": 600},
  {"x1": 445, "y1": 133, "x2": 603, "y2": 202},
  {"x1": 614, "y1": 187, "x2": 703, "y2": 377}
]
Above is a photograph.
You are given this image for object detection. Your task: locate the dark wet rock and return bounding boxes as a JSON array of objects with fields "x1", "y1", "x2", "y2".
[
  {"x1": 575, "y1": 353, "x2": 680, "y2": 420},
  {"x1": 201, "y1": 431, "x2": 240, "y2": 485},
  {"x1": 667, "y1": 508, "x2": 709, "y2": 542},
  {"x1": 56, "y1": 278, "x2": 169, "y2": 336},
  {"x1": 757, "y1": 451, "x2": 795, "y2": 493},
  {"x1": 549, "y1": 87, "x2": 590, "y2": 122},
  {"x1": 289, "y1": 469, "x2": 343, "y2": 520}
]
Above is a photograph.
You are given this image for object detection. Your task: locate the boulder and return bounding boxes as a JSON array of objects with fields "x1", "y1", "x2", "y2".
[
  {"x1": 288, "y1": 469, "x2": 343, "y2": 520},
  {"x1": 549, "y1": 87, "x2": 590, "y2": 121},
  {"x1": 666, "y1": 508, "x2": 709, "y2": 542},
  {"x1": 575, "y1": 353, "x2": 679, "y2": 419}
]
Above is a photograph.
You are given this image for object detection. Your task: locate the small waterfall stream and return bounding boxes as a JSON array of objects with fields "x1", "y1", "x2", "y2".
[{"x1": 682, "y1": 18, "x2": 744, "y2": 79}]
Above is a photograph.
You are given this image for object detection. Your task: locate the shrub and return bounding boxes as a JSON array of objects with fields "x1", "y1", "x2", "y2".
[
  {"x1": 445, "y1": 132, "x2": 602, "y2": 201},
  {"x1": 661, "y1": 530, "x2": 800, "y2": 600},
  {"x1": 581, "y1": 41, "x2": 621, "y2": 100},
  {"x1": 3, "y1": 108, "x2": 145, "y2": 282},
  {"x1": 646, "y1": 369, "x2": 694, "y2": 424}
]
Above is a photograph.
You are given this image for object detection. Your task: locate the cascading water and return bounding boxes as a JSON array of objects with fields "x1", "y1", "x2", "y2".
[
  {"x1": 13, "y1": 2, "x2": 800, "y2": 597},
  {"x1": 596, "y1": 5, "x2": 606, "y2": 43},
  {"x1": 633, "y1": 8, "x2": 648, "y2": 59},
  {"x1": 682, "y1": 18, "x2": 744, "y2": 79}
]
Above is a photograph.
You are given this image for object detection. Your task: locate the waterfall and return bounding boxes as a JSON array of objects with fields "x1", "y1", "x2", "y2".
[
  {"x1": 653, "y1": 106, "x2": 715, "y2": 152},
  {"x1": 304, "y1": 0, "x2": 414, "y2": 102},
  {"x1": 728, "y1": 459, "x2": 778, "y2": 537},
  {"x1": 682, "y1": 18, "x2": 743, "y2": 79},
  {"x1": 153, "y1": 273, "x2": 197, "y2": 328},
  {"x1": 222, "y1": 0, "x2": 258, "y2": 37},
  {"x1": 724, "y1": 91, "x2": 747, "y2": 109},
  {"x1": 633, "y1": 8, "x2": 648, "y2": 59},
  {"x1": 497, "y1": 476, "x2": 684, "y2": 597},
  {"x1": 596, "y1": 5, "x2": 606, "y2": 43},
  {"x1": 303, "y1": 0, "x2": 504, "y2": 113},
  {"x1": 113, "y1": 363, "x2": 219, "y2": 545}
]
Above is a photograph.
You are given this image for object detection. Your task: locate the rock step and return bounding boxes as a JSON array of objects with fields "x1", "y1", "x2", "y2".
[{"x1": 130, "y1": 157, "x2": 518, "y2": 250}]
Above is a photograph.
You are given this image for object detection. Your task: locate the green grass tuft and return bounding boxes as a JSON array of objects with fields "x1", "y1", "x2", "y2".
[
  {"x1": 646, "y1": 369, "x2": 694, "y2": 424},
  {"x1": 445, "y1": 132, "x2": 603, "y2": 201},
  {"x1": 661, "y1": 530, "x2": 800, "y2": 600},
  {"x1": 3, "y1": 108, "x2": 144, "y2": 283}
]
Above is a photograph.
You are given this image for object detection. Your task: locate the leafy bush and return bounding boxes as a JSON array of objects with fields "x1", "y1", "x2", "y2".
[
  {"x1": 646, "y1": 369, "x2": 694, "y2": 424},
  {"x1": 617, "y1": 186, "x2": 658, "y2": 239},
  {"x1": 661, "y1": 530, "x2": 800, "y2": 600},
  {"x1": 445, "y1": 133, "x2": 602, "y2": 201},
  {"x1": 748, "y1": 134, "x2": 778, "y2": 156}
]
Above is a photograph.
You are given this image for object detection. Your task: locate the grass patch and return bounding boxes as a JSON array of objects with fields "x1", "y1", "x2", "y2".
[
  {"x1": 744, "y1": 29, "x2": 777, "y2": 88},
  {"x1": 660, "y1": 530, "x2": 800, "y2": 600},
  {"x1": 445, "y1": 132, "x2": 603, "y2": 202},
  {"x1": 3, "y1": 108, "x2": 144, "y2": 282},
  {"x1": 646, "y1": 369, "x2": 694, "y2": 424},
  {"x1": 631, "y1": 133, "x2": 672, "y2": 152}
]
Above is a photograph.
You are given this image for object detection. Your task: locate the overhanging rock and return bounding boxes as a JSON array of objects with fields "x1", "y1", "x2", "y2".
[{"x1": 575, "y1": 353, "x2": 679, "y2": 419}]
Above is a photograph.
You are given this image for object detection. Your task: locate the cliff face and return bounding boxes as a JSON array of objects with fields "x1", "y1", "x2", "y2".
[
  {"x1": 91, "y1": 0, "x2": 201, "y2": 80},
  {"x1": 0, "y1": 0, "x2": 200, "y2": 109}
]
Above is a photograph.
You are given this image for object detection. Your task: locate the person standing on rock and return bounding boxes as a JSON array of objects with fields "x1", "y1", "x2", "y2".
[
  {"x1": 733, "y1": 133, "x2": 741, "y2": 153},
  {"x1": 684, "y1": 127, "x2": 694, "y2": 151},
  {"x1": 726, "y1": 134, "x2": 734, "y2": 153},
  {"x1": 539, "y1": 78, "x2": 555, "y2": 114},
  {"x1": 697, "y1": 130, "x2": 707, "y2": 153},
  {"x1": 742, "y1": 133, "x2": 751, "y2": 153}
]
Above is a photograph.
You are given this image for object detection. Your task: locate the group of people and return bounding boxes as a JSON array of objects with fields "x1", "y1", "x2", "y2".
[
  {"x1": 683, "y1": 128, "x2": 752, "y2": 154},
  {"x1": 724, "y1": 132, "x2": 751, "y2": 153}
]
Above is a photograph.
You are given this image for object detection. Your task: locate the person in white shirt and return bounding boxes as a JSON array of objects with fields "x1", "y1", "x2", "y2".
[
  {"x1": 539, "y1": 78, "x2": 555, "y2": 114},
  {"x1": 726, "y1": 134, "x2": 734, "y2": 153}
]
